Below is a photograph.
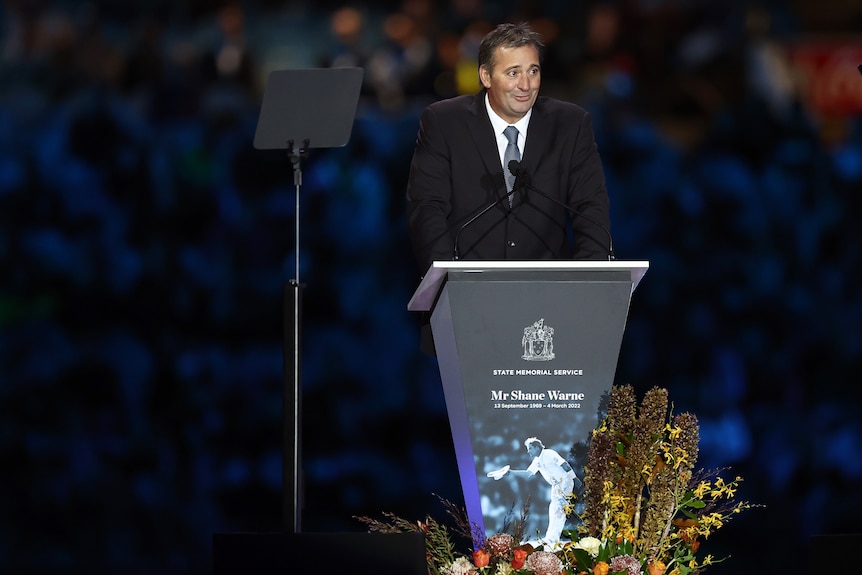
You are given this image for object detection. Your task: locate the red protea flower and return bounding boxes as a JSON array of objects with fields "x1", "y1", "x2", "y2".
[
  {"x1": 609, "y1": 554, "x2": 642, "y2": 575},
  {"x1": 486, "y1": 533, "x2": 515, "y2": 557},
  {"x1": 524, "y1": 551, "x2": 564, "y2": 575}
]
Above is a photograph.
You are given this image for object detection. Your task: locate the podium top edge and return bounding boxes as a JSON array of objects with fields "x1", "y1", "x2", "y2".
[
  {"x1": 407, "y1": 260, "x2": 650, "y2": 312},
  {"x1": 430, "y1": 260, "x2": 649, "y2": 272}
]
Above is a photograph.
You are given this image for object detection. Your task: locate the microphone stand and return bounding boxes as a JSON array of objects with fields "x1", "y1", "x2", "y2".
[{"x1": 453, "y1": 191, "x2": 512, "y2": 260}]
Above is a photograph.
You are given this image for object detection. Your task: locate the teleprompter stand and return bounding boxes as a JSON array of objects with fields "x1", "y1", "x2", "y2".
[
  {"x1": 212, "y1": 68, "x2": 426, "y2": 574},
  {"x1": 254, "y1": 66, "x2": 366, "y2": 536}
]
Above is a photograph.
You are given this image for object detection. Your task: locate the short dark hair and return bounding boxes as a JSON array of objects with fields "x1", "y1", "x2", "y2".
[
  {"x1": 524, "y1": 437, "x2": 544, "y2": 450},
  {"x1": 478, "y1": 22, "x2": 544, "y2": 75}
]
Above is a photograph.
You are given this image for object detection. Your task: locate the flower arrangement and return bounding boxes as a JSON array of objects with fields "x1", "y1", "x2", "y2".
[{"x1": 357, "y1": 385, "x2": 754, "y2": 575}]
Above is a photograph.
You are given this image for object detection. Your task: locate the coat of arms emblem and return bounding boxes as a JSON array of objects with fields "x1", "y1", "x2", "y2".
[{"x1": 522, "y1": 318, "x2": 555, "y2": 361}]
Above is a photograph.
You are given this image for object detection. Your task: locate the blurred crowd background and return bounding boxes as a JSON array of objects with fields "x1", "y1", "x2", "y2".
[{"x1": 2, "y1": 0, "x2": 862, "y2": 573}]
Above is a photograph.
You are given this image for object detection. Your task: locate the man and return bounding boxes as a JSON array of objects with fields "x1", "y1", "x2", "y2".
[
  {"x1": 406, "y1": 22, "x2": 612, "y2": 276},
  {"x1": 488, "y1": 437, "x2": 579, "y2": 546}
]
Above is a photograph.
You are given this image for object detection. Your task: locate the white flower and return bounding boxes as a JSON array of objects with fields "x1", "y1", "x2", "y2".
[
  {"x1": 493, "y1": 562, "x2": 515, "y2": 575},
  {"x1": 446, "y1": 557, "x2": 478, "y2": 575},
  {"x1": 574, "y1": 536, "x2": 602, "y2": 557}
]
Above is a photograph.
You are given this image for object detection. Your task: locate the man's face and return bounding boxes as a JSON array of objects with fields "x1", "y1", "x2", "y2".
[
  {"x1": 527, "y1": 443, "x2": 541, "y2": 458},
  {"x1": 480, "y1": 44, "x2": 541, "y2": 124}
]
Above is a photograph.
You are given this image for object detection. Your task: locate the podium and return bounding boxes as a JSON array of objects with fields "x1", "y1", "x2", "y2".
[{"x1": 409, "y1": 260, "x2": 648, "y2": 541}]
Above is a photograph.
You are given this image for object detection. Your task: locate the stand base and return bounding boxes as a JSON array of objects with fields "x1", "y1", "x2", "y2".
[{"x1": 212, "y1": 532, "x2": 427, "y2": 575}]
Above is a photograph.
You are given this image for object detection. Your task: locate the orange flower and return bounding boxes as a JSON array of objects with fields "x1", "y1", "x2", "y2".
[
  {"x1": 647, "y1": 560, "x2": 667, "y2": 575},
  {"x1": 512, "y1": 548, "x2": 529, "y2": 569},
  {"x1": 679, "y1": 531, "x2": 691, "y2": 542},
  {"x1": 679, "y1": 530, "x2": 700, "y2": 551},
  {"x1": 473, "y1": 550, "x2": 490, "y2": 568},
  {"x1": 593, "y1": 561, "x2": 610, "y2": 575}
]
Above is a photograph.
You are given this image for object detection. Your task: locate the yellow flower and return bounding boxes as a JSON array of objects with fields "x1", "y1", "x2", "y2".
[
  {"x1": 671, "y1": 447, "x2": 689, "y2": 469},
  {"x1": 693, "y1": 481, "x2": 711, "y2": 499},
  {"x1": 710, "y1": 477, "x2": 727, "y2": 497},
  {"x1": 704, "y1": 512, "x2": 724, "y2": 530},
  {"x1": 642, "y1": 463, "x2": 654, "y2": 484}
]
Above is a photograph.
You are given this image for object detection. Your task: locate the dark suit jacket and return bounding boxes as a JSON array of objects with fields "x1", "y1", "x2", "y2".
[{"x1": 406, "y1": 90, "x2": 611, "y2": 276}]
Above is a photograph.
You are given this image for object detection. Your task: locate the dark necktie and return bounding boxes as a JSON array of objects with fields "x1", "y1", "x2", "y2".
[{"x1": 503, "y1": 125, "x2": 520, "y2": 206}]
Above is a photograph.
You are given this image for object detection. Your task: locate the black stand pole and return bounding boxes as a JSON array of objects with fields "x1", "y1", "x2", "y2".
[
  {"x1": 283, "y1": 280, "x2": 301, "y2": 533},
  {"x1": 283, "y1": 138, "x2": 308, "y2": 534}
]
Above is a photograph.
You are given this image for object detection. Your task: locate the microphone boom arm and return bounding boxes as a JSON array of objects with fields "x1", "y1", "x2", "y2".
[
  {"x1": 508, "y1": 160, "x2": 615, "y2": 260},
  {"x1": 453, "y1": 190, "x2": 512, "y2": 261}
]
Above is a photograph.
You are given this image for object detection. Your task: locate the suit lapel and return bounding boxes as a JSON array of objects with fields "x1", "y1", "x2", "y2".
[
  {"x1": 466, "y1": 92, "x2": 507, "y2": 194},
  {"x1": 522, "y1": 97, "x2": 552, "y2": 173}
]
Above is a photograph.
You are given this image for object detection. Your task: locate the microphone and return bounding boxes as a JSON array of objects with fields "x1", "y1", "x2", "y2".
[
  {"x1": 508, "y1": 160, "x2": 615, "y2": 260},
  {"x1": 453, "y1": 189, "x2": 513, "y2": 260}
]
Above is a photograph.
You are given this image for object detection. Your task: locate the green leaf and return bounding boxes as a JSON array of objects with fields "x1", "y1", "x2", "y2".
[
  {"x1": 620, "y1": 539, "x2": 634, "y2": 555},
  {"x1": 570, "y1": 548, "x2": 594, "y2": 571},
  {"x1": 680, "y1": 491, "x2": 706, "y2": 509},
  {"x1": 597, "y1": 546, "x2": 611, "y2": 563}
]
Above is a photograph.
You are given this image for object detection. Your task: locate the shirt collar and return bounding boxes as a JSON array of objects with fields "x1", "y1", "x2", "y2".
[{"x1": 485, "y1": 92, "x2": 532, "y2": 138}]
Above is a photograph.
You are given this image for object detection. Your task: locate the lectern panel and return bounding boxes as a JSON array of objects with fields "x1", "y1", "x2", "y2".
[{"x1": 430, "y1": 270, "x2": 635, "y2": 544}]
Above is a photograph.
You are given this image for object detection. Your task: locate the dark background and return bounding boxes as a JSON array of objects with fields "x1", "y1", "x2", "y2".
[{"x1": 2, "y1": 1, "x2": 862, "y2": 573}]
